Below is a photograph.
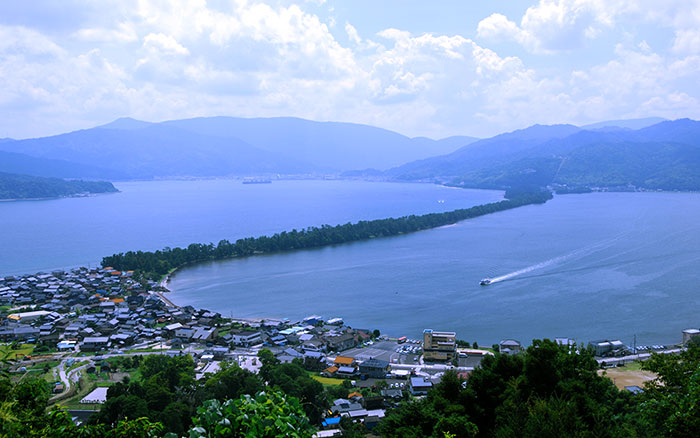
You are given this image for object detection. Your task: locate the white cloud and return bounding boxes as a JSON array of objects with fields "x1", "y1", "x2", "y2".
[
  {"x1": 143, "y1": 32, "x2": 189, "y2": 55},
  {"x1": 2, "y1": 1, "x2": 700, "y2": 139},
  {"x1": 672, "y1": 29, "x2": 700, "y2": 54},
  {"x1": 73, "y1": 22, "x2": 138, "y2": 44},
  {"x1": 478, "y1": 0, "x2": 629, "y2": 53}
]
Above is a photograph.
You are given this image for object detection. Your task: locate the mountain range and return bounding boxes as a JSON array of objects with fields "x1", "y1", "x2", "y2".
[
  {"x1": 2, "y1": 115, "x2": 698, "y2": 192},
  {"x1": 0, "y1": 172, "x2": 118, "y2": 200},
  {"x1": 387, "y1": 118, "x2": 700, "y2": 191},
  {"x1": 0, "y1": 117, "x2": 478, "y2": 179}
]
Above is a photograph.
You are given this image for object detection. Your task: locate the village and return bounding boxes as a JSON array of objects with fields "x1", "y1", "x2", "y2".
[{"x1": 1, "y1": 266, "x2": 699, "y2": 436}]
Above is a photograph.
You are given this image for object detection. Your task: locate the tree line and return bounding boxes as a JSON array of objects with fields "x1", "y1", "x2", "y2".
[
  {"x1": 3, "y1": 340, "x2": 699, "y2": 437},
  {"x1": 0, "y1": 171, "x2": 118, "y2": 200},
  {"x1": 378, "y1": 339, "x2": 700, "y2": 438},
  {"x1": 102, "y1": 190, "x2": 553, "y2": 280}
]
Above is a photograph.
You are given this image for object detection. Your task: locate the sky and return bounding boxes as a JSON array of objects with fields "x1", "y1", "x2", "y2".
[{"x1": 1, "y1": 0, "x2": 700, "y2": 139}]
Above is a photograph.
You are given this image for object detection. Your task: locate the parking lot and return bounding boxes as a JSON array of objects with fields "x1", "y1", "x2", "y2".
[{"x1": 341, "y1": 338, "x2": 423, "y2": 365}]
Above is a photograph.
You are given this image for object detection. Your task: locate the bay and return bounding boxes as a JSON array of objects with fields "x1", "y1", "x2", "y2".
[
  {"x1": 0, "y1": 179, "x2": 501, "y2": 276},
  {"x1": 168, "y1": 192, "x2": 700, "y2": 346}
]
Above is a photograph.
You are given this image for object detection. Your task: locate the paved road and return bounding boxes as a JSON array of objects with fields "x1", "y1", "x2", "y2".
[
  {"x1": 50, "y1": 358, "x2": 93, "y2": 402},
  {"x1": 596, "y1": 348, "x2": 682, "y2": 366}
]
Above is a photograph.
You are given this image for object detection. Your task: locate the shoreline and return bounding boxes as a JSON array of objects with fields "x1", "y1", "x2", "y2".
[{"x1": 0, "y1": 190, "x2": 119, "y2": 203}]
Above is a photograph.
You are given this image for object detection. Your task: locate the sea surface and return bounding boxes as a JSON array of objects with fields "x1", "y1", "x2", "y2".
[
  {"x1": 0, "y1": 179, "x2": 501, "y2": 275},
  {"x1": 168, "y1": 191, "x2": 700, "y2": 346}
]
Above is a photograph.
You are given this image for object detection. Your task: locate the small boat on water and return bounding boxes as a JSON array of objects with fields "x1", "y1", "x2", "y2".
[{"x1": 480, "y1": 278, "x2": 492, "y2": 286}]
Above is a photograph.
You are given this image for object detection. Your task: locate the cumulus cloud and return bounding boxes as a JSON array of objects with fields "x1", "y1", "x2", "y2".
[
  {"x1": 1, "y1": 1, "x2": 700, "y2": 139},
  {"x1": 477, "y1": 0, "x2": 630, "y2": 53},
  {"x1": 143, "y1": 33, "x2": 189, "y2": 55}
]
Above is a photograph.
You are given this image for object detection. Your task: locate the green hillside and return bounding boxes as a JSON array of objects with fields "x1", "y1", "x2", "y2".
[{"x1": 0, "y1": 172, "x2": 118, "y2": 200}]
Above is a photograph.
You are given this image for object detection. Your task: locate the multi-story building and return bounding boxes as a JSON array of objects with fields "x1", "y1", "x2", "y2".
[{"x1": 422, "y1": 329, "x2": 456, "y2": 361}]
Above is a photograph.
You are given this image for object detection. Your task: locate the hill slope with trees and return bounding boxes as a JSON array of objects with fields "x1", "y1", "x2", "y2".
[
  {"x1": 0, "y1": 172, "x2": 118, "y2": 200},
  {"x1": 389, "y1": 119, "x2": 700, "y2": 192}
]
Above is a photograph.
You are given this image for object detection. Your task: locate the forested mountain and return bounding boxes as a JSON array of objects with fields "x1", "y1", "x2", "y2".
[
  {"x1": 0, "y1": 172, "x2": 118, "y2": 200},
  {"x1": 0, "y1": 123, "x2": 316, "y2": 179},
  {"x1": 0, "y1": 117, "x2": 477, "y2": 179},
  {"x1": 389, "y1": 119, "x2": 700, "y2": 191},
  {"x1": 0, "y1": 150, "x2": 125, "y2": 179},
  {"x1": 581, "y1": 116, "x2": 667, "y2": 130},
  {"x1": 158, "y1": 116, "x2": 477, "y2": 170}
]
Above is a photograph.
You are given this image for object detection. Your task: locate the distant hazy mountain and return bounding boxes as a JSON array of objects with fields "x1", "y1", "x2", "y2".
[
  {"x1": 0, "y1": 123, "x2": 316, "y2": 179},
  {"x1": 0, "y1": 149, "x2": 125, "y2": 180},
  {"x1": 389, "y1": 119, "x2": 700, "y2": 191},
  {"x1": 581, "y1": 117, "x2": 667, "y2": 131},
  {"x1": 0, "y1": 116, "x2": 477, "y2": 178},
  {"x1": 160, "y1": 116, "x2": 477, "y2": 170},
  {"x1": 0, "y1": 171, "x2": 118, "y2": 200},
  {"x1": 388, "y1": 124, "x2": 581, "y2": 180},
  {"x1": 98, "y1": 117, "x2": 154, "y2": 130}
]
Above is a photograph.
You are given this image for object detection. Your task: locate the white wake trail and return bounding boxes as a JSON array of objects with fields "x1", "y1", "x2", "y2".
[{"x1": 487, "y1": 234, "x2": 630, "y2": 284}]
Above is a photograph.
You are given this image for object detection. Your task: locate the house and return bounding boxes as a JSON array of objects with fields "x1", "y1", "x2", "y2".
[
  {"x1": 333, "y1": 356, "x2": 356, "y2": 367},
  {"x1": 175, "y1": 328, "x2": 194, "y2": 340},
  {"x1": 380, "y1": 388, "x2": 403, "y2": 400},
  {"x1": 302, "y1": 339, "x2": 326, "y2": 352},
  {"x1": 211, "y1": 346, "x2": 229, "y2": 359},
  {"x1": 590, "y1": 339, "x2": 623, "y2": 357},
  {"x1": 82, "y1": 336, "x2": 110, "y2": 351},
  {"x1": 324, "y1": 333, "x2": 356, "y2": 351},
  {"x1": 423, "y1": 329, "x2": 456, "y2": 361},
  {"x1": 6, "y1": 310, "x2": 52, "y2": 322},
  {"x1": 336, "y1": 366, "x2": 357, "y2": 377},
  {"x1": 192, "y1": 327, "x2": 218, "y2": 343},
  {"x1": 320, "y1": 417, "x2": 341, "y2": 428},
  {"x1": 499, "y1": 339, "x2": 523, "y2": 355},
  {"x1": 57, "y1": 340, "x2": 77, "y2": 351},
  {"x1": 7, "y1": 327, "x2": 40, "y2": 341},
  {"x1": 229, "y1": 329, "x2": 262, "y2": 347},
  {"x1": 330, "y1": 399, "x2": 363, "y2": 415},
  {"x1": 303, "y1": 315, "x2": 323, "y2": 326},
  {"x1": 409, "y1": 377, "x2": 433, "y2": 395},
  {"x1": 682, "y1": 328, "x2": 700, "y2": 345},
  {"x1": 359, "y1": 359, "x2": 390, "y2": 378},
  {"x1": 321, "y1": 366, "x2": 338, "y2": 377}
]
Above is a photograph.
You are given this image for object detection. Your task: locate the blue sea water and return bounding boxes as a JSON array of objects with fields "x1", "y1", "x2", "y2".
[
  {"x1": 0, "y1": 179, "x2": 501, "y2": 275},
  {"x1": 167, "y1": 191, "x2": 700, "y2": 346},
  {"x1": 2, "y1": 180, "x2": 699, "y2": 346}
]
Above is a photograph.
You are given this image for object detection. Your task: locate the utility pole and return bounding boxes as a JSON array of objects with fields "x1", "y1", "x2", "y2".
[{"x1": 633, "y1": 334, "x2": 637, "y2": 355}]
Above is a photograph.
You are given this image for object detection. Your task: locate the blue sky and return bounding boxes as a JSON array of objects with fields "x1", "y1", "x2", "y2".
[{"x1": 1, "y1": 0, "x2": 699, "y2": 139}]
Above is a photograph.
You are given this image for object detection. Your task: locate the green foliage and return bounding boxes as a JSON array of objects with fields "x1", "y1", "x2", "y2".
[
  {"x1": 185, "y1": 392, "x2": 313, "y2": 438},
  {"x1": 202, "y1": 362, "x2": 264, "y2": 402},
  {"x1": 379, "y1": 340, "x2": 644, "y2": 438},
  {"x1": 263, "y1": 361, "x2": 326, "y2": 423},
  {"x1": 90, "y1": 354, "x2": 197, "y2": 435},
  {"x1": 0, "y1": 171, "x2": 118, "y2": 200},
  {"x1": 102, "y1": 193, "x2": 553, "y2": 279},
  {"x1": 34, "y1": 409, "x2": 165, "y2": 438},
  {"x1": 635, "y1": 343, "x2": 700, "y2": 437},
  {"x1": 554, "y1": 142, "x2": 700, "y2": 190}
]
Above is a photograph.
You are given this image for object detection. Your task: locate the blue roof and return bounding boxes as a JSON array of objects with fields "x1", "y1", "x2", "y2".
[
  {"x1": 322, "y1": 417, "x2": 341, "y2": 426},
  {"x1": 624, "y1": 385, "x2": 644, "y2": 394}
]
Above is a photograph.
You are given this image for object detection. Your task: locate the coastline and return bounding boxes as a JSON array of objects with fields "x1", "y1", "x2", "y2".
[{"x1": 0, "y1": 191, "x2": 119, "y2": 203}]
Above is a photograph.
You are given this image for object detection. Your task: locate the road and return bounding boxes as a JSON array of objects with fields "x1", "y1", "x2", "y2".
[
  {"x1": 596, "y1": 348, "x2": 682, "y2": 367},
  {"x1": 50, "y1": 357, "x2": 93, "y2": 402}
]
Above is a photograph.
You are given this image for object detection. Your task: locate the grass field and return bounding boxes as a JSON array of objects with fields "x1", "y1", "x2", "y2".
[
  {"x1": 310, "y1": 375, "x2": 344, "y2": 386},
  {"x1": 0, "y1": 343, "x2": 35, "y2": 359}
]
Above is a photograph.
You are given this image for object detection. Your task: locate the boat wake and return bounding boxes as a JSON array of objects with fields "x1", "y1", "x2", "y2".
[{"x1": 486, "y1": 234, "x2": 631, "y2": 285}]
